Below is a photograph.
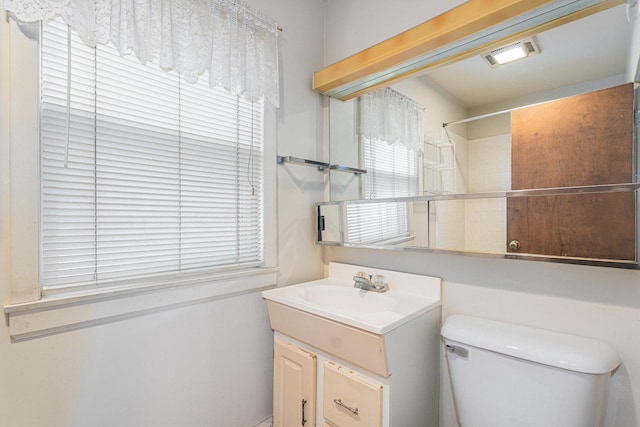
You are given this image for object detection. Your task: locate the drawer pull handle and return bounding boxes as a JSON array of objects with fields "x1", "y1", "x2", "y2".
[{"x1": 334, "y1": 398, "x2": 359, "y2": 415}]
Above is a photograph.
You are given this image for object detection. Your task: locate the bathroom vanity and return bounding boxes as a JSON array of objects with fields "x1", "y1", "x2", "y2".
[{"x1": 262, "y1": 263, "x2": 442, "y2": 427}]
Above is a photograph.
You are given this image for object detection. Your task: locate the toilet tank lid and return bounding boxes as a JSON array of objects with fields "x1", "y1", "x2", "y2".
[{"x1": 441, "y1": 315, "x2": 621, "y2": 374}]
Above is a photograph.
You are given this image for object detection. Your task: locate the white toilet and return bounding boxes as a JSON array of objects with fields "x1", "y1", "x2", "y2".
[{"x1": 441, "y1": 314, "x2": 621, "y2": 427}]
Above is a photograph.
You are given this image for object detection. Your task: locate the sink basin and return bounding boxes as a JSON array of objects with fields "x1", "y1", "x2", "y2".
[
  {"x1": 262, "y1": 263, "x2": 441, "y2": 334},
  {"x1": 302, "y1": 284, "x2": 397, "y2": 312}
]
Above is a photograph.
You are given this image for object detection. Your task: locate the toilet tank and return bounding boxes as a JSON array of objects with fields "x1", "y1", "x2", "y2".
[{"x1": 441, "y1": 315, "x2": 621, "y2": 427}]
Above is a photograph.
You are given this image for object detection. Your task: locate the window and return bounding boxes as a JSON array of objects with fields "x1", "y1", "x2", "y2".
[
  {"x1": 345, "y1": 88, "x2": 422, "y2": 245},
  {"x1": 40, "y1": 19, "x2": 265, "y2": 291}
]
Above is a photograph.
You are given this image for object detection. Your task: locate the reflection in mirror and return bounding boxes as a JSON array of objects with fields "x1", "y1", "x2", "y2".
[
  {"x1": 319, "y1": 198, "x2": 505, "y2": 250},
  {"x1": 318, "y1": 184, "x2": 638, "y2": 267},
  {"x1": 329, "y1": 4, "x2": 634, "y2": 200},
  {"x1": 323, "y1": 3, "x2": 639, "y2": 267},
  {"x1": 318, "y1": 197, "x2": 505, "y2": 253}
]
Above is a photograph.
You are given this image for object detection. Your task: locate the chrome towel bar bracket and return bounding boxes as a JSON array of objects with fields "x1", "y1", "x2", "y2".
[{"x1": 277, "y1": 155, "x2": 366, "y2": 175}]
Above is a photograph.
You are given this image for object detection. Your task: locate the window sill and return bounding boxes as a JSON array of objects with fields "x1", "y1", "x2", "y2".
[{"x1": 4, "y1": 267, "x2": 278, "y2": 341}]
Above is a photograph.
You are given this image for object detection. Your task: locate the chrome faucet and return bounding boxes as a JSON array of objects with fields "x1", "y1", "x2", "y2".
[{"x1": 353, "y1": 271, "x2": 389, "y2": 293}]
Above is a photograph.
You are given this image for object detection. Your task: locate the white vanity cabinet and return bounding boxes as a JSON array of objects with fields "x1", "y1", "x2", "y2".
[
  {"x1": 264, "y1": 263, "x2": 442, "y2": 427},
  {"x1": 273, "y1": 335, "x2": 386, "y2": 427},
  {"x1": 270, "y1": 302, "x2": 440, "y2": 427}
]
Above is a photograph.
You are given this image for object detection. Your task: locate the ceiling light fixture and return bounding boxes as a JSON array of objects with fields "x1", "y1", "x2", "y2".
[{"x1": 482, "y1": 37, "x2": 541, "y2": 68}]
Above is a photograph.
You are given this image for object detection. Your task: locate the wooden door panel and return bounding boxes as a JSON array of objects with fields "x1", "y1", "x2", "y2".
[
  {"x1": 508, "y1": 83, "x2": 635, "y2": 261},
  {"x1": 511, "y1": 83, "x2": 633, "y2": 189},
  {"x1": 507, "y1": 192, "x2": 636, "y2": 261}
]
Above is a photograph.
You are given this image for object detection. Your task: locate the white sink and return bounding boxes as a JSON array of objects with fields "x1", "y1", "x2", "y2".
[
  {"x1": 303, "y1": 284, "x2": 398, "y2": 312},
  {"x1": 262, "y1": 263, "x2": 441, "y2": 334}
]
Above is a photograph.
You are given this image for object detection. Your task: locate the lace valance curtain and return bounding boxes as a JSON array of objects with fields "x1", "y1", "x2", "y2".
[
  {"x1": 4, "y1": 0, "x2": 280, "y2": 107},
  {"x1": 359, "y1": 87, "x2": 424, "y2": 152}
]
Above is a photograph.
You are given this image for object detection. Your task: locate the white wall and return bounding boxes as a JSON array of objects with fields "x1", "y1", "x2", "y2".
[
  {"x1": 0, "y1": 293, "x2": 275, "y2": 427},
  {"x1": 328, "y1": 97, "x2": 361, "y2": 201},
  {"x1": 465, "y1": 134, "x2": 511, "y2": 252},
  {"x1": 0, "y1": 0, "x2": 326, "y2": 426},
  {"x1": 323, "y1": 2, "x2": 640, "y2": 426},
  {"x1": 269, "y1": 0, "x2": 327, "y2": 285},
  {"x1": 323, "y1": 0, "x2": 466, "y2": 65}
]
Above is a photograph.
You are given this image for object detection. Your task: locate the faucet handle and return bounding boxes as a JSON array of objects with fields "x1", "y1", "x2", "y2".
[
  {"x1": 356, "y1": 271, "x2": 368, "y2": 278},
  {"x1": 372, "y1": 274, "x2": 389, "y2": 291}
]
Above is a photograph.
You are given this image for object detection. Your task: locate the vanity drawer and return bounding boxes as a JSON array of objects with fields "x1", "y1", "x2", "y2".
[{"x1": 323, "y1": 361, "x2": 382, "y2": 427}]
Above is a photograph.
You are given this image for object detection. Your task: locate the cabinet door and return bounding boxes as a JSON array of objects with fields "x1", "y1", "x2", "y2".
[
  {"x1": 507, "y1": 192, "x2": 636, "y2": 260},
  {"x1": 273, "y1": 338, "x2": 317, "y2": 427},
  {"x1": 508, "y1": 83, "x2": 635, "y2": 260},
  {"x1": 323, "y1": 361, "x2": 382, "y2": 427}
]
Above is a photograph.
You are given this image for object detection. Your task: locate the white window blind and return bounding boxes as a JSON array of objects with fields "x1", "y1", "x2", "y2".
[
  {"x1": 40, "y1": 19, "x2": 264, "y2": 289},
  {"x1": 344, "y1": 139, "x2": 418, "y2": 244},
  {"x1": 362, "y1": 137, "x2": 419, "y2": 200},
  {"x1": 345, "y1": 202, "x2": 410, "y2": 244},
  {"x1": 345, "y1": 122, "x2": 420, "y2": 244}
]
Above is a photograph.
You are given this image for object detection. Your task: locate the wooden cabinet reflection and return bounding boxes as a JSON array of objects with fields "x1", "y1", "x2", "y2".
[{"x1": 507, "y1": 83, "x2": 635, "y2": 260}]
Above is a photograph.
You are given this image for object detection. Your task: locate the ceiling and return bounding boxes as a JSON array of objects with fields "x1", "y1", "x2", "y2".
[{"x1": 422, "y1": 4, "x2": 633, "y2": 110}]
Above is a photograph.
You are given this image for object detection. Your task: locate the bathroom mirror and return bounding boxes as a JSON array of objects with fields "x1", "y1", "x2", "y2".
[{"x1": 320, "y1": 3, "x2": 640, "y2": 267}]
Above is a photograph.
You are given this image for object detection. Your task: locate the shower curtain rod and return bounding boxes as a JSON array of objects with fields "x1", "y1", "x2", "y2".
[
  {"x1": 442, "y1": 97, "x2": 559, "y2": 127},
  {"x1": 443, "y1": 108, "x2": 512, "y2": 127}
]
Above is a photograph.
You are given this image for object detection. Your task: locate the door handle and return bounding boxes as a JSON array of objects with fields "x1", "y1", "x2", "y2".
[{"x1": 301, "y1": 399, "x2": 307, "y2": 426}]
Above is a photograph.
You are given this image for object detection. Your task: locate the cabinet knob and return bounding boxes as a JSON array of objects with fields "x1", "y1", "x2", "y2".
[{"x1": 508, "y1": 240, "x2": 521, "y2": 251}]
